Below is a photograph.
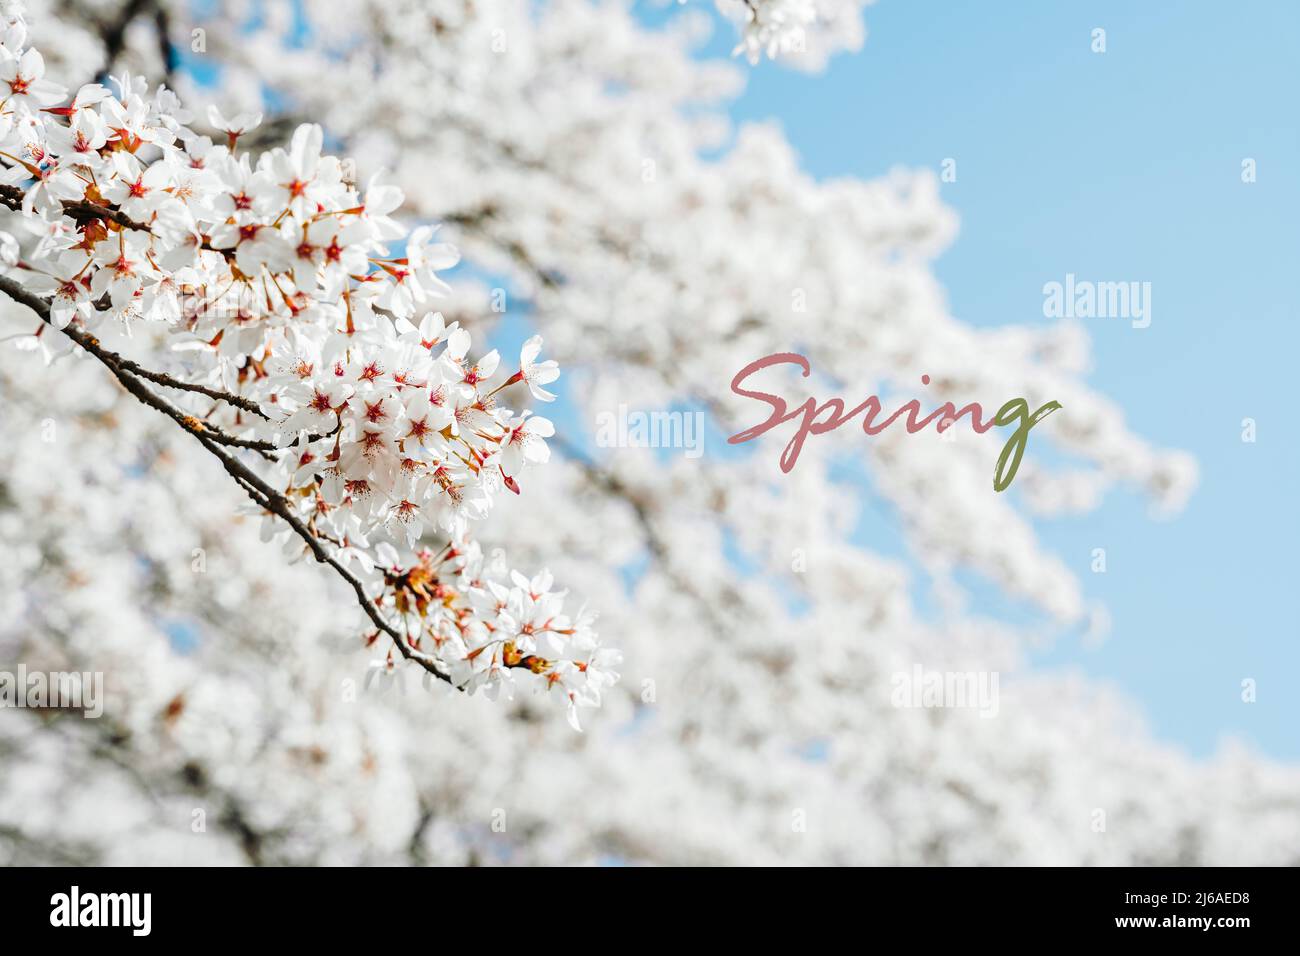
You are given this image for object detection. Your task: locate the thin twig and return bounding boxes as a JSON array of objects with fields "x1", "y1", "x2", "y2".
[
  {"x1": 110, "y1": 356, "x2": 271, "y2": 420},
  {"x1": 191, "y1": 429, "x2": 452, "y2": 684}
]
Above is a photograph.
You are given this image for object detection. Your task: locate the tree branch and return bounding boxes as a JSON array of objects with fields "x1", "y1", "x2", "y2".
[
  {"x1": 0, "y1": 185, "x2": 153, "y2": 233},
  {"x1": 108, "y1": 355, "x2": 271, "y2": 420},
  {"x1": 0, "y1": 274, "x2": 454, "y2": 684}
]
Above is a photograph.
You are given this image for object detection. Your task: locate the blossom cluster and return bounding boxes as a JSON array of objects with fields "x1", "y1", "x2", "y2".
[
  {"x1": 719, "y1": 0, "x2": 818, "y2": 64},
  {"x1": 0, "y1": 4, "x2": 617, "y2": 727}
]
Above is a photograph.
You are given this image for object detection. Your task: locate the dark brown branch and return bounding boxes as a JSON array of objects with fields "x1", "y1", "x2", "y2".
[
  {"x1": 0, "y1": 185, "x2": 152, "y2": 233},
  {"x1": 62, "y1": 200, "x2": 153, "y2": 233}
]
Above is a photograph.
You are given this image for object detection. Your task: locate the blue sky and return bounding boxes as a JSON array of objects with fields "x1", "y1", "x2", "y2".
[{"x1": 637, "y1": 0, "x2": 1299, "y2": 758}]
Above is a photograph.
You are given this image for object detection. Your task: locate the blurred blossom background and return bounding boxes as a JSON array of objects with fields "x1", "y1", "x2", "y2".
[{"x1": 1, "y1": 0, "x2": 1296, "y2": 864}]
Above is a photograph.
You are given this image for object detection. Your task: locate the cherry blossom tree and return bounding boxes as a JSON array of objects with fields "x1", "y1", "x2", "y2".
[
  {"x1": 2, "y1": 0, "x2": 1297, "y2": 865},
  {"x1": 0, "y1": 0, "x2": 620, "y2": 734}
]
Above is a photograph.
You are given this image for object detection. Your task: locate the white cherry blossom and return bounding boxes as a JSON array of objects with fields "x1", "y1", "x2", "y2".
[{"x1": 0, "y1": 2, "x2": 616, "y2": 731}]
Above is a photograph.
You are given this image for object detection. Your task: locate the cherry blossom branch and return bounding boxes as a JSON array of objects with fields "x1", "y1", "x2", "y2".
[
  {"x1": 1, "y1": 264, "x2": 338, "y2": 448},
  {"x1": 0, "y1": 275, "x2": 453, "y2": 684},
  {"x1": 1, "y1": 283, "x2": 277, "y2": 453},
  {"x1": 0, "y1": 10, "x2": 618, "y2": 731},
  {"x1": 87, "y1": 350, "x2": 337, "y2": 449},
  {"x1": 0, "y1": 285, "x2": 278, "y2": 455},
  {"x1": 0, "y1": 198, "x2": 266, "y2": 426},
  {"x1": 0, "y1": 185, "x2": 152, "y2": 233}
]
